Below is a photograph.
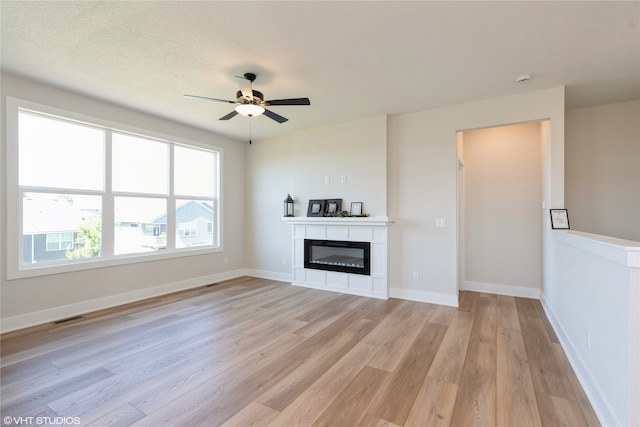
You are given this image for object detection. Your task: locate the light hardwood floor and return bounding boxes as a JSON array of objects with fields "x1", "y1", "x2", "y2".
[{"x1": 1, "y1": 277, "x2": 600, "y2": 427}]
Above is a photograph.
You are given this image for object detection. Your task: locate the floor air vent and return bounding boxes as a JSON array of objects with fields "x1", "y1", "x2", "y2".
[{"x1": 52, "y1": 315, "x2": 83, "y2": 324}]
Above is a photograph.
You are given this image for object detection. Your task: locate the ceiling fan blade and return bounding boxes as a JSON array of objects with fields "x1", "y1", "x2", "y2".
[
  {"x1": 235, "y1": 76, "x2": 253, "y2": 101},
  {"x1": 219, "y1": 110, "x2": 239, "y2": 120},
  {"x1": 263, "y1": 109, "x2": 288, "y2": 123},
  {"x1": 264, "y1": 98, "x2": 311, "y2": 106},
  {"x1": 184, "y1": 94, "x2": 236, "y2": 103}
]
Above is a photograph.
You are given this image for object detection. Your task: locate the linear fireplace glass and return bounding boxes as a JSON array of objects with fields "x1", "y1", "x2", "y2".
[{"x1": 304, "y1": 239, "x2": 370, "y2": 276}]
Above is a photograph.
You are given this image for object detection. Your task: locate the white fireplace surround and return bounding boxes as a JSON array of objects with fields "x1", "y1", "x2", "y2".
[{"x1": 284, "y1": 217, "x2": 393, "y2": 299}]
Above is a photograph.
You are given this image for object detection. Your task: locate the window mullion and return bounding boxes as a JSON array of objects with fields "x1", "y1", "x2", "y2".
[
  {"x1": 102, "y1": 130, "x2": 115, "y2": 257},
  {"x1": 167, "y1": 144, "x2": 176, "y2": 250}
]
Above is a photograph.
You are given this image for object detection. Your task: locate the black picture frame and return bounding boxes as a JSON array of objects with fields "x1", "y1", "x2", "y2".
[
  {"x1": 550, "y1": 209, "x2": 570, "y2": 229},
  {"x1": 326, "y1": 199, "x2": 342, "y2": 215},
  {"x1": 307, "y1": 199, "x2": 326, "y2": 217},
  {"x1": 350, "y1": 202, "x2": 363, "y2": 216}
]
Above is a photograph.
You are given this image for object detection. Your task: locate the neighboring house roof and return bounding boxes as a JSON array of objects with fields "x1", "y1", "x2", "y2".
[{"x1": 23, "y1": 197, "x2": 84, "y2": 234}]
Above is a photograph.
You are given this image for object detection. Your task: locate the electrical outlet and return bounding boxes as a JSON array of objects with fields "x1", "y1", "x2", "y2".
[
  {"x1": 436, "y1": 218, "x2": 446, "y2": 228},
  {"x1": 340, "y1": 175, "x2": 347, "y2": 184},
  {"x1": 324, "y1": 176, "x2": 330, "y2": 184},
  {"x1": 412, "y1": 271, "x2": 419, "y2": 280}
]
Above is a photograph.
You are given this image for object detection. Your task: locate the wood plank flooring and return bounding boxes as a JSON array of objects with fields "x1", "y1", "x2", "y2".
[{"x1": 0, "y1": 277, "x2": 600, "y2": 426}]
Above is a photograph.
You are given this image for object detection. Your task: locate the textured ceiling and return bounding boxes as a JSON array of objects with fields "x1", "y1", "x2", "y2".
[{"x1": 1, "y1": 1, "x2": 639, "y2": 142}]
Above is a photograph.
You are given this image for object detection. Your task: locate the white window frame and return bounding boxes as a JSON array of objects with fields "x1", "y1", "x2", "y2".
[{"x1": 6, "y1": 97, "x2": 223, "y2": 280}]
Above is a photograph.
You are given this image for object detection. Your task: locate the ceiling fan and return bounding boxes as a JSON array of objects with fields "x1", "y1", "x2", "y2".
[{"x1": 184, "y1": 73, "x2": 310, "y2": 123}]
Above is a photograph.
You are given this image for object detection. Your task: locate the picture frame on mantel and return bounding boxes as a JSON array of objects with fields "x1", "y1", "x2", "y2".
[
  {"x1": 307, "y1": 199, "x2": 326, "y2": 217},
  {"x1": 326, "y1": 199, "x2": 342, "y2": 215},
  {"x1": 350, "y1": 202, "x2": 363, "y2": 216},
  {"x1": 550, "y1": 209, "x2": 570, "y2": 229}
]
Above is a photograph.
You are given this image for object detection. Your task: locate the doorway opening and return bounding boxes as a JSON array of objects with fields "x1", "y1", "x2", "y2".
[{"x1": 457, "y1": 121, "x2": 546, "y2": 298}]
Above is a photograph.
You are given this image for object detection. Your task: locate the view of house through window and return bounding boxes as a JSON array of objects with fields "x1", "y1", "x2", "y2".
[
  {"x1": 175, "y1": 200, "x2": 215, "y2": 248},
  {"x1": 13, "y1": 104, "x2": 220, "y2": 273},
  {"x1": 114, "y1": 196, "x2": 167, "y2": 255},
  {"x1": 23, "y1": 192, "x2": 103, "y2": 264}
]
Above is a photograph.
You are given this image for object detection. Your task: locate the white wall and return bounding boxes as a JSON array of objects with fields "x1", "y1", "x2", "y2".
[
  {"x1": 462, "y1": 122, "x2": 542, "y2": 297},
  {"x1": 291, "y1": 115, "x2": 388, "y2": 217},
  {"x1": 544, "y1": 231, "x2": 640, "y2": 427},
  {"x1": 565, "y1": 100, "x2": 640, "y2": 241},
  {"x1": 0, "y1": 73, "x2": 247, "y2": 331},
  {"x1": 246, "y1": 115, "x2": 387, "y2": 279},
  {"x1": 244, "y1": 132, "x2": 295, "y2": 280},
  {"x1": 387, "y1": 87, "x2": 565, "y2": 305}
]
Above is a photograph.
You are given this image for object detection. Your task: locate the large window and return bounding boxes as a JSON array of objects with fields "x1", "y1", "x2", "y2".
[{"x1": 7, "y1": 98, "x2": 221, "y2": 278}]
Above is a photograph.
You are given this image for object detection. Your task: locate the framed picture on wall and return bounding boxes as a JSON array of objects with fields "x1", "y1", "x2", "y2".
[
  {"x1": 307, "y1": 199, "x2": 326, "y2": 217},
  {"x1": 550, "y1": 209, "x2": 570, "y2": 229}
]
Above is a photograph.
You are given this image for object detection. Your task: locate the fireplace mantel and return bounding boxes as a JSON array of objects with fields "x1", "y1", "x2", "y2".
[
  {"x1": 285, "y1": 216, "x2": 392, "y2": 299},
  {"x1": 284, "y1": 216, "x2": 393, "y2": 227}
]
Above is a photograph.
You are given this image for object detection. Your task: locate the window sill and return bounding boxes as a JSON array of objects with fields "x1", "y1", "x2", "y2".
[{"x1": 7, "y1": 246, "x2": 222, "y2": 281}]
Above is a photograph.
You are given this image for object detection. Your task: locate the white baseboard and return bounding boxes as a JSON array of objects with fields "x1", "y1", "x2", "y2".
[
  {"x1": 540, "y1": 294, "x2": 613, "y2": 427},
  {"x1": 390, "y1": 287, "x2": 458, "y2": 307},
  {"x1": 0, "y1": 269, "x2": 247, "y2": 334},
  {"x1": 245, "y1": 269, "x2": 292, "y2": 283},
  {"x1": 463, "y1": 280, "x2": 540, "y2": 299}
]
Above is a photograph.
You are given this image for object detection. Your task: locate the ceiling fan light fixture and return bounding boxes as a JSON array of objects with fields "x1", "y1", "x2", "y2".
[
  {"x1": 186, "y1": 72, "x2": 308, "y2": 124},
  {"x1": 235, "y1": 104, "x2": 265, "y2": 117}
]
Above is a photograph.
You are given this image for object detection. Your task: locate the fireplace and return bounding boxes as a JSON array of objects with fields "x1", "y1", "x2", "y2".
[
  {"x1": 285, "y1": 216, "x2": 392, "y2": 299},
  {"x1": 304, "y1": 239, "x2": 370, "y2": 276}
]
